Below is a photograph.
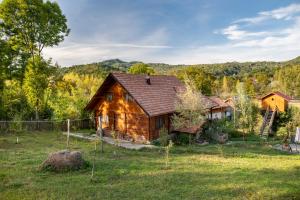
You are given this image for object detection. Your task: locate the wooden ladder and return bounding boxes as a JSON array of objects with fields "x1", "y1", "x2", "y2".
[
  {"x1": 260, "y1": 106, "x2": 278, "y2": 138},
  {"x1": 266, "y1": 106, "x2": 277, "y2": 135},
  {"x1": 260, "y1": 107, "x2": 270, "y2": 136}
]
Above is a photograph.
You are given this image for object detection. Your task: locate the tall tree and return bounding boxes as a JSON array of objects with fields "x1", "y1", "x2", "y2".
[
  {"x1": 234, "y1": 82, "x2": 259, "y2": 139},
  {"x1": 22, "y1": 56, "x2": 52, "y2": 120}
]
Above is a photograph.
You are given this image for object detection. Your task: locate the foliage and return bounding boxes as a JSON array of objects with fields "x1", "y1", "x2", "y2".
[
  {"x1": 205, "y1": 119, "x2": 241, "y2": 139},
  {"x1": 1, "y1": 80, "x2": 31, "y2": 120},
  {"x1": 175, "y1": 67, "x2": 215, "y2": 95},
  {"x1": 234, "y1": 82, "x2": 260, "y2": 138},
  {"x1": 273, "y1": 109, "x2": 292, "y2": 133},
  {"x1": 158, "y1": 126, "x2": 169, "y2": 147},
  {"x1": 273, "y1": 65, "x2": 300, "y2": 98},
  {"x1": 0, "y1": 0, "x2": 69, "y2": 120},
  {"x1": 48, "y1": 72, "x2": 103, "y2": 119},
  {"x1": 172, "y1": 78, "x2": 205, "y2": 130},
  {"x1": 22, "y1": 56, "x2": 53, "y2": 119},
  {"x1": 128, "y1": 63, "x2": 155, "y2": 75},
  {"x1": 0, "y1": 0, "x2": 69, "y2": 57},
  {"x1": 173, "y1": 133, "x2": 190, "y2": 145},
  {"x1": 164, "y1": 140, "x2": 173, "y2": 169}
]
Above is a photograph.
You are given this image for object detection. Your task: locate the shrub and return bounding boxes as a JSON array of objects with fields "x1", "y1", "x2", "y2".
[
  {"x1": 276, "y1": 126, "x2": 287, "y2": 139},
  {"x1": 205, "y1": 119, "x2": 241, "y2": 139},
  {"x1": 173, "y1": 133, "x2": 191, "y2": 145},
  {"x1": 151, "y1": 139, "x2": 161, "y2": 146}
]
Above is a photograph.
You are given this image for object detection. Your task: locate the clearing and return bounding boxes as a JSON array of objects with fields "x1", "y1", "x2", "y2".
[{"x1": 0, "y1": 132, "x2": 300, "y2": 200}]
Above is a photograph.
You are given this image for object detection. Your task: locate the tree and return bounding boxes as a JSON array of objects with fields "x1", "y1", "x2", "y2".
[
  {"x1": 234, "y1": 81, "x2": 259, "y2": 139},
  {"x1": 172, "y1": 78, "x2": 205, "y2": 131},
  {"x1": 176, "y1": 67, "x2": 215, "y2": 95},
  {"x1": 221, "y1": 76, "x2": 230, "y2": 98},
  {"x1": 0, "y1": 0, "x2": 69, "y2": 58},
  {"x1": 48, "y1": 72, "x2": 103, "y2": 119},
  {"x1": 22, "y1": 56, "x2": 52, "y2": 120},
  {"x1": 128, "y1": 63, "x2": 155, "y2": 75}
]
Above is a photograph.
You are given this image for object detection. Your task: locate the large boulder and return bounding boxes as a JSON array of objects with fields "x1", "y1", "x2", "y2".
[{"x1": 41, "y1": 150, "x2": 87, "y2": 172}]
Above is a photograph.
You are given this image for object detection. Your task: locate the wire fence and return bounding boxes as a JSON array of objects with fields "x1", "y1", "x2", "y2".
[{"x1": 0, "y1": 118, "x2": 96, "y2": 133}]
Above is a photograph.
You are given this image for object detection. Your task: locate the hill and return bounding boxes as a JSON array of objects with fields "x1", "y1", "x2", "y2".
[{"x1": 60, "y1": 56, "x2": 300, "y2": 78}]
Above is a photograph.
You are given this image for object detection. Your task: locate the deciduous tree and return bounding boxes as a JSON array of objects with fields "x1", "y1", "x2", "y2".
[{"x1": 128, "y1": 63, "x2": 155, "y2": 75}]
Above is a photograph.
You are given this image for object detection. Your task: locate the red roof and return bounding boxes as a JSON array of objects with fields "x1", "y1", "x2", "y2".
[
  {"x1": 261, "y1": 91, "x2": 293, "y2": 101},
  {"x1": 208, "y1": 96, "x2": 230, "y2": 108},
  {"x1": 85, "y1": 72, "x2": 184, "y2": 117}
]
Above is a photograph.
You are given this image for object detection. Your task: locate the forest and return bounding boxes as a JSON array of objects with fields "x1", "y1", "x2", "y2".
[{"x1": 1, "y1": 0, "x2": 300, "y2": 122}]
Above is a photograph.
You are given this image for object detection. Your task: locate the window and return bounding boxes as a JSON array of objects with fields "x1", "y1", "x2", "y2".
[
  {"x1": 123, "y1": 92, "x2": 133, "y2": 102},
  {"x1": 272, "y1": 98, "x2": 274, "y2": 101},
  {"x1": 101, "y1": 115, "x2": 109, "y2": 123},
  {"x1": 155, "y1": 117, "x2": 164, "y2": 129},
  {"x1": 106, "y1": 93, "x2": 113, "y2": 101}
]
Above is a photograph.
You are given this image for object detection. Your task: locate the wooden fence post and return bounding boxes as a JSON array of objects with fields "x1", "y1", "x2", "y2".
[
  {"x1": 98, "y1": 116, "x2": 103, "y2": 153},
  {"x1": 67, "y1": 119, "x2": 70, "y2": 149}
]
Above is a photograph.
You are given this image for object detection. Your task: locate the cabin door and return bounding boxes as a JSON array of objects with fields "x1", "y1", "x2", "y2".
[{"x1": 108, "y1": 112, "x2": 115, "y2": 130}]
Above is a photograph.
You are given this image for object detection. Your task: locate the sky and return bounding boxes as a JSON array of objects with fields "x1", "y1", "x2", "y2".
[{"x1": 44, "y1": 0, "x2": 300, "y2": 66}]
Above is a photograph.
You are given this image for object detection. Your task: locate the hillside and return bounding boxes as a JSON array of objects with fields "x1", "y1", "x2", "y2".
[{"x1": 61, "y1": 56, "x2": 300, "y2": 78}]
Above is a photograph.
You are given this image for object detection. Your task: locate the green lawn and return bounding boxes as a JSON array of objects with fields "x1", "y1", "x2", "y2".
[{"x1": 1, "y1": 132, "x2": 300, "y2": 200}]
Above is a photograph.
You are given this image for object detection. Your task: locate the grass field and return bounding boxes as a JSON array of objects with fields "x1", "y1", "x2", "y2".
[{"x1": 1, "y1": 132, "x2": 300, "y2": 200}]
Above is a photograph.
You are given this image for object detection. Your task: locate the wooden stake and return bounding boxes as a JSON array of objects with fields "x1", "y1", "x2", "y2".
[
  {"x1": 98, "y1": 116, "x2": 103, "y2": 153},
  {"x1": 67, "y1": 119, "x2": 70, "y2": 149},
  {"x1": 91, "y1": 140, "x2": 96, "y2": 179}
]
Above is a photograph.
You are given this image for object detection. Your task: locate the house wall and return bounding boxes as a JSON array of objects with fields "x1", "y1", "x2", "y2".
[
  {"x1": 261, "y1": 94, "x2": 287, "y2": 112},
  {"x1": 95, "y1": 82, "x2": 150, "y2": 141},
  {"x1": 206, "y1": 107, "x2": 232, "y2": 120}
]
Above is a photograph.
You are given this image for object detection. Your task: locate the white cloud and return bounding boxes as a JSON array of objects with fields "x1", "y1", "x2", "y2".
[
  {"x1": 235, "y1": 3, "x2": 300, "y2": 24},
  {"x1": 221, "y1": 25, "x2": 270, "y2": 40}
]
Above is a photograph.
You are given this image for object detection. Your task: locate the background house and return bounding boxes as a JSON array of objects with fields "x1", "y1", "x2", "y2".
[{"x1": 204, "y1": 96, "x2": 233, "y2": 120}]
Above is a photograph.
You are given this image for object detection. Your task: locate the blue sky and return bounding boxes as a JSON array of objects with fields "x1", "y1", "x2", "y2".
[{"x1": 44, "y1": 0, "x2": 300, "y2": 66}]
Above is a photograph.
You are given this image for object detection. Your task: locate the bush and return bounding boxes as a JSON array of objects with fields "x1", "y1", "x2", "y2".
[
  {"x1": 275, "y1": 126, "x2": 287, "y2": 139},
  {"x1": 173, "y1": 133, "x2": 191, "y2": 145},
  {"x1": 151, "y1": 139, "x2": 161, "y2": 146},
  {"x1": 205, "y1": 119, "x2": 242, "y2": 139}
]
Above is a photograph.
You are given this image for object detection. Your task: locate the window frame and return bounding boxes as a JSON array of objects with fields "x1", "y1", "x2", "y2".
[
  {"x1": 155, "y1": 117, "x2": 164, "y2": 130},
  {"x1": 106, "y1": 92, "x2": 113, "y2": 101},
  {"x1": 123, "y1": 92, "x2": 133, "y2": 102}
]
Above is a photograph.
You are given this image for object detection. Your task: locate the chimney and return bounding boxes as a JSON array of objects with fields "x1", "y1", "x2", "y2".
[{"x1": 145, "y1": 74, "x2": 151, "y2": 85}]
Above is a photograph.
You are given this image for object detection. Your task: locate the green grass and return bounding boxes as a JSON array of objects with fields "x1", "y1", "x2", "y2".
[{"x1": 1, "y1": 132, "x2": 300, "y2": 200}]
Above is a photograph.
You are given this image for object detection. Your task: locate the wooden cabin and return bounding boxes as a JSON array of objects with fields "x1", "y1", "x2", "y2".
[
  {"x1": 260, "y1": 91, "x2": 293, "y2": 112},
  {"x1": 85, "y1": 72, "x2": 184, "y2": 142}
]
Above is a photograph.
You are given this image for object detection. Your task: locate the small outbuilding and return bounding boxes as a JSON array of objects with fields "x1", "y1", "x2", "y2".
[{"x1": 260, "y1": 91, "x2": 293, "y2": 112}]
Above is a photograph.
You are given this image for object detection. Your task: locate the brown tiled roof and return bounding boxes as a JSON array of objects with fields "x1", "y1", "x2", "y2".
[
  {"x1": 85, "y1": 72, "x2": 184, "y2": 117},
  {"x1": 208, "y1": 96, "x2": 230, "y2": 108},
  {"x1": 261, "y1": 91, "x2": 293, "y2": 101}
]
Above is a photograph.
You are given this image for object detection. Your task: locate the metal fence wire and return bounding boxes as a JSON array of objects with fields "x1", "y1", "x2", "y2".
[{"x1": 0, "y1": 118, "x2": 95, "y2": 133}]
